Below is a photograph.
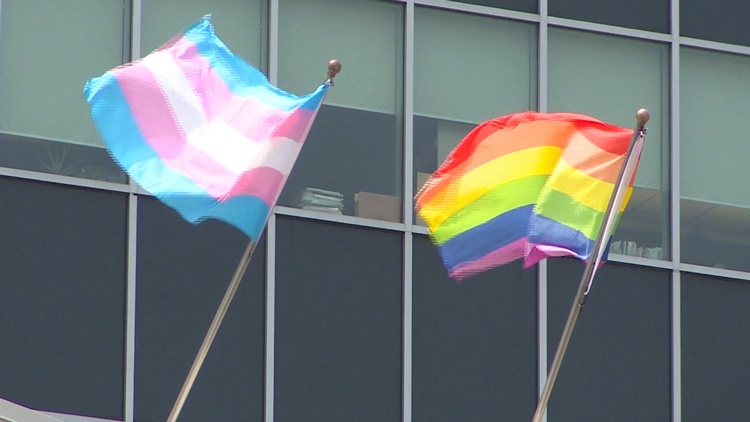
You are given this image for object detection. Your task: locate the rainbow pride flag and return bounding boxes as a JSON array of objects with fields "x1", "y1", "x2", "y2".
[
  {"x1": 415, "y1": 112, "x2": 640, "y2": 281},
  {"x1": 84, "y1": 16, "x2": 327, "y2": 242}
]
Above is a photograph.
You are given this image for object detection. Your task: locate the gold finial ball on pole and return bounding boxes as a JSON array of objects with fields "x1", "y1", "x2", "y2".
[
  {"x1": 636, "y1": 108, "x2": 650, "y2": 128},
  {"x1": 327, "y1": 59, "x2": 342, "y2": 81}
]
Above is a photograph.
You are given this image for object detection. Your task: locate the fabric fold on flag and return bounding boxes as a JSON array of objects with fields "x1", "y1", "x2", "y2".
[
  {"x1": 84, "y1": 15, "x2": 328, "y2": 242},
  {"x1": 415, "y1": 112, "x2": 640, "y2": 281}
]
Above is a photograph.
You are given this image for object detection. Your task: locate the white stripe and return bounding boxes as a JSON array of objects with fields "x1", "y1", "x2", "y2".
[
  {"x1": 187, "y1": 120, "x2": 262, "y2": 175},
  {"x1": 142, "y1": 52, "x2": 207, "y2": 134},
  {"x1": 255, "y1": 137, "x2": 303, "y2": 176}
]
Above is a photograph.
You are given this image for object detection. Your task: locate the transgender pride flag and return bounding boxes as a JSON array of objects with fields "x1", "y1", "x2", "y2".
[{"x1": 84, "y1": 16, "x2": 328, "y2": 242}]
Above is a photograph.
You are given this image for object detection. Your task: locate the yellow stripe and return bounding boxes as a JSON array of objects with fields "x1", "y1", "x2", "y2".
[
  {"x1": 419, "y1": 145, "x2": 562, "y2": 230},
  {"x1": 545, "y1": 159, "x2": 633, "y2": 212}
]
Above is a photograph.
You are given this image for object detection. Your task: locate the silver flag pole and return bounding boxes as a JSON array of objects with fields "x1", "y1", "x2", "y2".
[{"x1": 531, "y1": 109, "x2": 650, "y2": 422}]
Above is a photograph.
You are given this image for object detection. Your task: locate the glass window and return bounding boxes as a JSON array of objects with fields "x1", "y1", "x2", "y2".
[
  {"x1": 682, "y1": 0, "x2": 750, "y2": 47},
  {"x1": 0, "y1": 177, "x2": 127, "y2": 419},
  {"x1": 277, "y1": 0, "x2": 404, "y2": 223},
  {"x1": 547, "y1": 259, "x2": 670, "y2": 421},
  {"x1": 549, "y1": 0, "x2": 668, "y2": 34},
  {"x1": 0, "y1": 0, "x2": 127, "y2": 183},
  {"x1": 134, "y1": 196, "x2": 265, "y2": 422},
  {"x1": 275, "y1": 217, "x2": 402, "y2": 421},
  {"x1": 548, "y1": 28, "x2": 670, "y2": 261},
  {"x1": 141, "y1": 0, "x2": 267, "y2": 70},
  {"x1": 451, "y1": 0, "x2": 536, "y2": 14},
  {"x1": 412, "y1": 235, "x2": 537, "y2": 422},
  {"x1": 414, "y1": 7, "x2": 537, "y2": 224},
  {"x1": 680, "y1": 48, "x2": 750, "y2": 271},
  {"x1": 682, "y1": 273, "x2": 750, "y2": 422}
]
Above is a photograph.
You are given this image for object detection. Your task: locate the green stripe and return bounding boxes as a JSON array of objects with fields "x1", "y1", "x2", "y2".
[
  {"x1": 432, "y1": 175, "x2": 547, "y2": 244},
  {"x1": 535, "y1": 188, "x2": 620, "y2": 241}
]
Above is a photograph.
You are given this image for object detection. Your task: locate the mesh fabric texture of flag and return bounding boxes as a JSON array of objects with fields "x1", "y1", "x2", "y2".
[
  {"x1": 415, "y1": 112, "x2": 640, "y2": 281},
  {"x1": 84, "y1": 15, "x2": 327, "y2": 242}
]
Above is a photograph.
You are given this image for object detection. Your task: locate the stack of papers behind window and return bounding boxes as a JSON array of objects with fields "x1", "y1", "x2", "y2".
[{"x1": 298, "y1": 187, "x2": 344, "y2": 214}]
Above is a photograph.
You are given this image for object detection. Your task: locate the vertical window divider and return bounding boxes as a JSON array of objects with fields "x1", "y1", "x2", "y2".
[
  {"x1": 670, "y1": 0, "x2": 681, "y2": 421},
  {"x1": 403, "y1": 2, "x2": 415, "y2": 422},
  {"x1": 537, "y1": 1, "x2": 549, "y2": 421},
  {"x1": 125, "y1": 1, "x2": 141, "y2": 421}
]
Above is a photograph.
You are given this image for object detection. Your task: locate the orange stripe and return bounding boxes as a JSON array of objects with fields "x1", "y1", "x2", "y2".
[
  {"x1": 561, "y1": 132, "x2": 626, "y2": 184},
  {"x1": 416, "y1": 120, "x2": 576, "y2": 207}
]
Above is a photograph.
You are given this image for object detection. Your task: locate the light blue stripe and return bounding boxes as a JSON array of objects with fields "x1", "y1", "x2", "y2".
[
  {"x1": 84, "y1": 72, "x2": 269, "y2": 241},
  {"x1": 182, "y1": 16, "x2": 328, "y2": 112}
]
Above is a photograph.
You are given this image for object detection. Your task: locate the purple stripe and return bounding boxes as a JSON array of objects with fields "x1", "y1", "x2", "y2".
[{"x1": 448, "y1": 238, "x2": 527, "y2": 281}]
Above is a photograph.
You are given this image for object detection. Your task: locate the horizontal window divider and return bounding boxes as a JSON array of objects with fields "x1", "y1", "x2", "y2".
[
  {"x1": 548, "y1": 16, "x2": 672, "y2": 43},
  {"x1": 414, "y1": 0, "x2": 541, "y2": 24},
  {"x1": 0, "y1": 167, "x2": 131, "y2": 194}
]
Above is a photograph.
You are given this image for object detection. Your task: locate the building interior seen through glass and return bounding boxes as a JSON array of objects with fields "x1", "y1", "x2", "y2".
[
  {"x1": 413, "y1": 7, "x2": 538, "y2": 226},
  {"x1": 548, "y1": 28, "x2": 670, "y2": 261},
  {"x1": 0, "y1": 0, "x2": 129, "y2": 182},
  {"x1": 681, "y1": 47, "x2": 750, "y2": 272},
  {"x1": 277, "y1": 0, "x2": 404, "y2": 223}
]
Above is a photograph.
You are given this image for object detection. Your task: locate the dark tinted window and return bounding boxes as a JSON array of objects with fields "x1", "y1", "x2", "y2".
[
  {"x1": 275, "y1": 217, "x2": 402, "y2": 422},
  {"x1": 682, "y1": 0, "x2": 750, "y2": 46},
  {"x1": 0, "y1": 177, "x2": 126, "y2": 419},
  {"x1": 547, "y1": 259, "x2": 670, "y2": 421},
  {"x1": 549, "y1": 0, "x2": 669, "y2": 33},
  {"x1": 135, "y1": 196, "x2": 265, "y2": 422},
  {"x1": 452, "y1": 0, "x2": 537, "y2": 14},
  {"x1": 682, "y1": 273, "x2": 750, "y2": 422},
  {"x1": 412, "y1": 235, "x2": 537, "y2": 421}
]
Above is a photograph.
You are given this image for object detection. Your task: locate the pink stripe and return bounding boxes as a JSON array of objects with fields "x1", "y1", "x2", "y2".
[
  {"x1": 523, "y1": 244, "x2": 576, "y2": 268},
  {"x1": 164, "y1": 39, "x2": 313, "y2": 142},
  {"x1": 449, "y1": 238, "x2": 527, "y2": 281},
  {"x1": 113, "y1": 62, "x2": 186, "y2": 159},
  {"x1": 224, "y1": 166, "x2": 284, "y2": 205}
]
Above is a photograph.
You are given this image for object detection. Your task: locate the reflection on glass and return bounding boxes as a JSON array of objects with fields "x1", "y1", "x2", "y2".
[
  {"x1": 547, "y1": 259, "x2": 670, "y2": 421},
  {"x1": 682, "y1": 273, "x2": 750, "y2": 421},
  {"x1": 275, "y1": 217, "x2": 402, "y2": 421},
  {"x1": 412, "y1": 234, "x2": 537, "y2": 421},
  {"x1": 548, "y1": 28, "x2": 670, "y2": 260},
  {"x1": 278, "y1": 0, "x2": 404, "y2": 222},
  {"x1": 0, "y1": 0, "x2": 127, "y2": 182},
  {"x1": 141, "y1": 0, "x2": 267, "y2": 69},
  {"x1": 681, "y1": 48, "x2": 750, "y2": 271},
  {"x1": 413, "y1": 7, "x2": 537, "y2": 224}
]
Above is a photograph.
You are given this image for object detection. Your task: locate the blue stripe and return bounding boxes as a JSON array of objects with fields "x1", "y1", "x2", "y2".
[
  {"x1": 527, "y1": 214, "x2": 596, "y2": 260},
  {"x1": 183, "y1": 16, "x2": 328, "y2": 112},
  {"x1": 84, "y1": 73, "x2": 269, "y2": 241},
  {"x1": 438, "y1": 205, "x2": 532, "y2": 271}
]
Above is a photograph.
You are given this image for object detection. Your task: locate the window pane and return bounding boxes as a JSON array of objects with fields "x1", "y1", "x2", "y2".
[
  {"x1": 412, "y1": 235, "x2": 537, "y2": 422},
  {"x1": 682, "y1": 274, "x2": 750, "y2": 421},
  {"x1": 414, "y1": 7, "x2": 537, "y2": 222},
  {"x1": 548, "y1": 28, "x2": 670, "y2": 261},
  {"x1": 450, "y1": 0, "x2": 536, "y2": 14},
  {"x1": 680, "y1": 48, "x2": 750, "y2": 271},
  {"x1": 275, "y1": 217, "x2": 402, "y2": 421},
  {"x1": 682, "y1": 0, "x2": 750, "y2": 47},
  {"x1": 547, "y1": 260, "x2": 670, "y2": 421},
  {"x1": 549, "y1": 0, "x2": 668, "y2": 34},
  {"x1": 141, "y1": 0, "x2": 266, "y2": 70},
  {"x1": 278, "y1": 0, "x2": 404, "y2": 223},
  {"x1": 0, "y1": 177, "x2": 126, "y2": 419},
  {"x1": 0, "y1": 0, "x2": 127, "y2": 183},
  {"x1": 135, "y1": 196, "x2": 265, "y2": 422}
]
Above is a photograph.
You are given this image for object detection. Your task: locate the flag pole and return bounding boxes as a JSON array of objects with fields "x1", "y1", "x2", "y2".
[
  {"x1": 166, "y1": 60, "x2": 342, "y2": 422},
  {"x1": 531, "y1": 109, "x2": 650, "y2": 422}
]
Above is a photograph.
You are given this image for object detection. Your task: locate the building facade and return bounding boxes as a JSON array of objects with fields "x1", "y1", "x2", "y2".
[{"x1": 1, "y1": 0, "x2": 750, "y2": 421}]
